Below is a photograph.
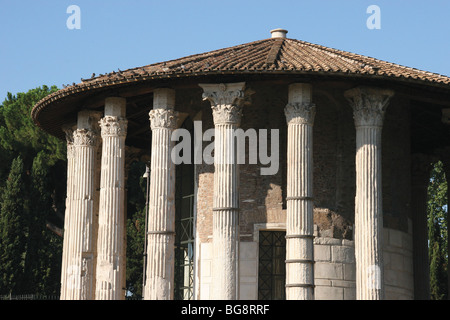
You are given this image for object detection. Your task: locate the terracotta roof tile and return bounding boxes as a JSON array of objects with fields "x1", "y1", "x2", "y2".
[{"x1": 33, "y1": 36, "x2": 450, "y2": 125}]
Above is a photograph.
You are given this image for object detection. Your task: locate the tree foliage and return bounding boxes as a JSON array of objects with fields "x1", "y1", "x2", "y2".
[
  {"x1": 0, "y1": 87, "x2": 66, "y2": 295},
  {"x1": 427, "y1": 160, "x2": 448, "y2": 300},
  {"x1": 126, "y1": 161, "x2": 147, "y2": 298},
  {"x1": 0, "y1": 156, "x2": 27, "y2": 294},
  {"x1": 0, "y1": 86, "x2": 147, "y2": 297}
]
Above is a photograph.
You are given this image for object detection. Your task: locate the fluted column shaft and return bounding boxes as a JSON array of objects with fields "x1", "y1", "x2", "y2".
[
  {"x1": 411, "y1": 153, "x2": 432, "y2": 299},
  {"x1": 200, "y1": 82, "x2": 246, "y2": 300},
  {"x1": 60, "y1": 111, "x2": 101, "y2": 300},
  {"x1": 95, "y1": 97, "x2": 127, "y2": 300},
  {"x1": 345, "y1": 86, "x2": 394, "y2": 300},
  {"x1": 60, "y1": 125, "x2": 76, "y2": 300},
  {"x1": 284, "y1": 83, "x2": 316, "y2": 300},
  {"x1": 144, "y1": 88, "x2": 178, "y2": 300}
]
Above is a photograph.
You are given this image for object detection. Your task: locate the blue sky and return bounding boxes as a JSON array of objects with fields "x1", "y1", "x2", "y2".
[{"x1": 1, "y1": 0, "x2": 450, "y2": 101}]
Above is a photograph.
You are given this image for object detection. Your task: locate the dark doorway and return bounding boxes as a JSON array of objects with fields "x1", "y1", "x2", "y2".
[{"x1": 258, "y1": 231, "x2": 286, "y2": 300}]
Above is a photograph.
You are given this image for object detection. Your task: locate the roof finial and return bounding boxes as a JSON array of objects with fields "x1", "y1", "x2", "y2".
[{"x1": 270, "y1": 28, "x2": 288, "y2": 38}]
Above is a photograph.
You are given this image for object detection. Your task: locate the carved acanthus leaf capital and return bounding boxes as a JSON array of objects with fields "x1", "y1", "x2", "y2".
[
  {"x1": 62, "y1": 125, "x2": 75, "y2": 144},
  {"x1": 211, "y1": 104, "x2": 243, "y2": 126},
  {"x1": 73, "y1": 128, "x2": 99, "y2": 147},
  {"x1": 66, "y1": 144, "x2": 75, "y2": 160},
  {"x1": 200, "y1": 82, "x2": 247, "y2": 125},
  {"x1": 99, "y1": 116, "x2": 128, "y2": 136},
  {"x1": 345, "y1": 86, "x2": 394, "y2": 127},
  {"x1": 284, "y1": 102, "x2": 316, "y2": 125},
  {"x1": 149, "y1": 108, "x2": 178, "y2": 130}
]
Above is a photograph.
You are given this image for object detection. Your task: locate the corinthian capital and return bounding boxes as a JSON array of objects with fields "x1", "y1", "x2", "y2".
[
  {"x1": 62, "y1": 125, "x2": 76, "y2": 144},
  {"x1": 73, "y1": 128, "x2": 99, "y2": 147},
  {"x1": 344, "y1": 86, "x2": 394, "y2": 127},
  {"x1": 149, "y1": 108, "x2": 178, "y2": 130},
  {"x1": 62, "y1": 125, "x2": 76, "y2": 160},
  {"x1": 285, "y1": 102, "x2": 316, "y2": 125},
  {"x1": 99, "y1": 116, "x2": 128, "y2": 136},
  {"x1": 199, "y1": 82, "x2": 247, "y2": 125}
]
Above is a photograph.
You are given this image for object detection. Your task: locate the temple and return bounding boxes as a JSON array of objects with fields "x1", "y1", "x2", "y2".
[{"x1": 32, "y1": 29, "x2": 450, "y2": 300}]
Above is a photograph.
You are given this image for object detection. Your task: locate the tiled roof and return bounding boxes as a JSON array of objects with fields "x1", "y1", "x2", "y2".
[
  {"x1": 79, "y1": 37, "x2": 450, "y2": 84},
  {"x1": 32, "y1": 36, "x2": 450, "y2": 123}
]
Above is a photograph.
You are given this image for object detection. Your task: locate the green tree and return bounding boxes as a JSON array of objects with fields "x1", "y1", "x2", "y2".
[
  {"x1": 25, "y1": 151, "x2": 62, "y2": 295},
  {"x1": 0, "y1": 86, "x2": 64, "y2": 170},
  {"x1": 0, "y1": 86, "x2": 66, "y2": 296},
  {"x1": 0, "y1": 156, "x2": 27, "y2": 294},
  {"x1": 427, "y1": 160, "x2": 448, "y2": 300},
  {"x1": 126, "y1": 161, "x2": 147, "y2": 298}
]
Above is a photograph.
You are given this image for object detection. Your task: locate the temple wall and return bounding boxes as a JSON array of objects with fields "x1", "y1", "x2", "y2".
[
  {"x1": 314, "y1": 222, "x2": 414, "y2": 300},
  {"x1": 190, "y1": 82, "x2": 414, "y2": 300},
  {"x1": 193, "y1": 83, "x2": 415, "y2": 245},
  {"x1": 383, "y1": 221, "x2": 414, "y2": 300},
  {"x1": 196, "y1": 223, "x2": 413, "y2": 300}
]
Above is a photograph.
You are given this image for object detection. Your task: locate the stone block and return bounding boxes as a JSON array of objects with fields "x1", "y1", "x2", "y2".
[
  {"x1": 201, "y1": 242, "x2": 212, "y2": 259},
  {"x1": 315, "y1": 237, "x2": 342, "y2": 245},
  {"x1": 389, "y1": 229, "x2": 403, "y2": 248},
  {"x1": 331, "y1": 279, "x2": 355, "y2": 288},
  {"x1": 314, "y1": 244, "x2": 331, "y2": 261},
  {"x1": 239, "y1": 241, "x2": 258, "y2": 259},
  {"x1": 344, "y1": 287, "x2": 356, "y2": 300},
  {"x1": 331, "y1": 246, "x2": 355, "y2": 263},
  {"x1": 343, "y1": 263, "x2": 356, "y2": 281},
  {"x1": 404, "y1": 256, "x2": 413, "y2": 274},
  {"x1": 342, "y1": 239, "x2": 354, "y2": 247},
  {"x1": 385, "y1": 269, "x2": 400, "y2": 287},
  {"x1": 315, "y1": 286, "x2": 344, "y2": 300},
  {"x1": 315, "y1": 262, "x2": 343, "y2": 280},
  {"x1": 314, "y1": 279, "x2": 332, "y2": 286},
  {"x1": 240, "y1": 283, "x2": 257, "y2": 300},
  {"x1": 390, "y1": 253, "x2": 404, "y2": 271},
  {"x1": 239, "y1": 260, "x2": 257, "y2": 277},
  {"x1": 403, "y1": 233, "x2": 413, "y2": 252},
  {"x1": 201, "y1": 260, "x2": 212, "y2": 277}
]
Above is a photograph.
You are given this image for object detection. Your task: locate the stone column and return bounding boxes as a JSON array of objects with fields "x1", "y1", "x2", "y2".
[
  {"x1": 143, "y1": 88, "x2": 178, "y2": 300},
  {"x1": 284, "y1": 83, "x2": 316, "y2": 300},
  {"x1": 95, "y1": 97, "x2": 127, "y2": 300},
  {"x1": 345, "y1": 86, "x2": 394, "y2": 300},
  {"x1": 60, "y1": 111, "x2": 101, "y2": 300},
  {"x1": 411, "y1": 153, "x2": 432, "y2": 300},
  {"x1": 200, "y1": 82, "x2": 246, "y2": 300},
  {"x1": 60, "y1": 124, "x2": 76, "y2": 300}
]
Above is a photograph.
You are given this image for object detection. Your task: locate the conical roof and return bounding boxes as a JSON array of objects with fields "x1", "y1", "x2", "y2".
[{"x1": 32, "y1": 32, "x2": 450, "y2": 137}]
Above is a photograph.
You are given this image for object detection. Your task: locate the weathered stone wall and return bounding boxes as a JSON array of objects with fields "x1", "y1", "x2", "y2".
[
  {"x1": 314, "y1": 222, "x2": 414, "y2": 300},
  {"x1": 314, "y1": 231, "x2": 356, "y2": 300},
  {"x1": 187, "y1": 81, "x2": 413, "y2": 299},
  {"x1": 383, "y1": 220, "x2": 414, "y2": 300},
  {"x1": 197, "y1": 224, "x2": 413, "y2": 300}
]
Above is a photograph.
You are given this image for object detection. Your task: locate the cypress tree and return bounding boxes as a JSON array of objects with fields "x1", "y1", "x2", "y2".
[
  {"x1": 126, "y1": 161, "x2": 147, "y2": 298},
  {"x1": 0, "y1": 156, "x2": 27, "y2": 295},
  {"x1": 0, "y1": 86, "x2": 65, "y2": 296},
  {"x1": 427, "y1": 161, "x2": 448, "y2": 300},
  {"x1": 25, "y1": 151, "x2": 62, "y2": 295}
]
